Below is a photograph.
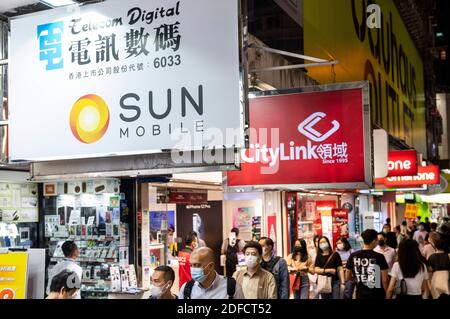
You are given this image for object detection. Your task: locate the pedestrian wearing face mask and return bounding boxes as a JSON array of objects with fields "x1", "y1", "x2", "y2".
[
  {"x1": 286, "y1": 239, "x2": 314, "y2": 299},
  {"x1": 233, "y1": 241, "x2": 278, "y2": 299},
  {"x1": 314, "y1": 236, "x2": 345, "y2": 299},
  {"x1": 259, "y1": 237, "x2": 290, "y2": 299},
  {"x1": 177, "y1": 232, "x2": 198, "y2": 289},
  {"x1": 336, "y1": 237, "x2": 355, "y2": 299},
  {"x1": 374, "y1": 232, "x2": 397, "y2": 271},
  {"x1": 179, "y1": 247, "x2": 244, "y2": 299},
  {"x1": 149, "y1": 266, "x2": 177, "y2": 299},
  {"x1": 413, "y1": 223, "x2": 429, "y2": 252}
]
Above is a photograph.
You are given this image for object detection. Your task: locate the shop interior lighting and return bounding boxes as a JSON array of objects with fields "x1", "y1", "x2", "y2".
[{"x1": 40, "y1": 0, "x2": 76, "y2": 7}]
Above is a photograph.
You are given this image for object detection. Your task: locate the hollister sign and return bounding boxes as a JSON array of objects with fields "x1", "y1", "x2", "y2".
[
  {"x1": 387, "y1": 150, "x2": 418, "y2": 177},
  {"x1": 227, "y1": 83, "x2": 372, "y2": 189}
]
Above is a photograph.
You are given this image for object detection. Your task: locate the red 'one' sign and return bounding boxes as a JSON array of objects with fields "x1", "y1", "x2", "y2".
[
  {"x1": 388, "y1": 150, "x2": 417, "y2": 177},
  {"x1": 375, "y1": 165, "x2": 440, "y2": 187},
  {"x1": 227, "y1": 88, "x2": 369, "y2": 187}
]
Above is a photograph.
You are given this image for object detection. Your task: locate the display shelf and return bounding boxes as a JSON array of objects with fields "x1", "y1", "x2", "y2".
[
  {"x1": 82, "y1": 279, "x2": 111, "y2": 284},
  {"x1": 50, "y1": 257, "x2": 118, "y2": 263},
  {"x1": 49, "y1": 236, "x2": 119, "y2": 242}
]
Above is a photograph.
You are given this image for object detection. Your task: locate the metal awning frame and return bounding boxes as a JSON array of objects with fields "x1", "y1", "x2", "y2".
[{"x1": 249, "y1": 44, "x2": 339, "y2": 73}]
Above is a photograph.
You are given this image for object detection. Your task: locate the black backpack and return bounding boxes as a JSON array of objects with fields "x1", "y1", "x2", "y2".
[
  {"x1": 261, "y1": 256, "x2": 281, "y2": 273},
  {"x1": 183, "y1": 277, "x2": 236, "y2": 299}
]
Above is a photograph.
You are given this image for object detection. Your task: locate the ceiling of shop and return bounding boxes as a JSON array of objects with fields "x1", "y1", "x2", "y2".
[
  {"x1": 0, "y1": 1, "x2": 39, "y2": 13},
  {"x1": 0, "y1": 0, "x2": 99, "y2": 18}
]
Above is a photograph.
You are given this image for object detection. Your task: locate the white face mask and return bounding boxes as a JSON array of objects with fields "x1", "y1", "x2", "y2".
[
  {"x1": 262, "y1": 247, "x2": 270, "y2": 256},
  {"x1": 337, "y1": 243, "x2": 345, "y2": 251},
  {"x1": 245, "y1": 255, "x2": 259, "y2": 268},
  {"x1": 319, "y1": 243, "x2": 329, "y2": 251},
  {"x1": 150, "y1": 283, "x2": 167, "y2": 299}
]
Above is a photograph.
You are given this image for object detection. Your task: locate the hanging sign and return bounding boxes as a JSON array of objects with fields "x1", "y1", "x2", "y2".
[
  {"x1": 10, "y1": 0, "x2": 242, "y2": 161},
  {"x1": 227, "y1": 83, "x2": 372, "y2": 189}
]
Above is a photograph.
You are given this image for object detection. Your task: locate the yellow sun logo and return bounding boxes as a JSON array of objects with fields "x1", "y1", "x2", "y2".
[{"x1": 70, "y1": 94, "x2": 110, "y2": 144}]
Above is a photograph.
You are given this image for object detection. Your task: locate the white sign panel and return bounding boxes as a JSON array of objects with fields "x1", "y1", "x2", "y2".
[{"x1": 10, "y1": 0, "x2": 242, "y2": 161}]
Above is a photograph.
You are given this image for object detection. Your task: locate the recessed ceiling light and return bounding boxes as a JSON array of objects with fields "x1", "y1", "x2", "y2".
[{"x1": 40, "y1": 0, "x2": 76, "y2": 7}]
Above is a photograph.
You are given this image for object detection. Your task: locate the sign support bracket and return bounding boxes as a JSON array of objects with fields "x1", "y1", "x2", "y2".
[{"x1": 248, "y1": 44, "x2": 339, "y2": 72}]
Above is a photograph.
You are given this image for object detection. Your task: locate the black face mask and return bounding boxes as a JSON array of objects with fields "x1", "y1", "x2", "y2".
[
  {"x1": 293, "y1": 246, "x2": 302, "y2": 255},
  {"x1": 378, "y1": 240, "x2": 385, "y2": 247}
]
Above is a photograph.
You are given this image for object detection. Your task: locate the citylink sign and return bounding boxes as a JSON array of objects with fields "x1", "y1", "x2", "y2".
[
  {"x1": 304, "y1": 0, "x2": 426, "y2": 156},
  {"x1": 9, "y1": 0, "x2": 242, "y2": 161}
]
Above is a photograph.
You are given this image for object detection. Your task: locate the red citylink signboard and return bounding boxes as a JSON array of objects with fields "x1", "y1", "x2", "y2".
[
  {"x1": 388, "y1": 150, "x2": 418, "y2": 177},
  {"x1": 227, "y1": 84, "x2": 372, "y2": 188},
  {"x1": 375, "y1": 165, "x2": 440, "y2": 187}
]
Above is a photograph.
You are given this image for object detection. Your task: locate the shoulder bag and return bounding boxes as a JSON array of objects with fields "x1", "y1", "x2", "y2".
[
  {"x1": 316, "y1": 253, "x2": 335, "y2": 294},
  {"x1": 430, "y1": 254, "x2": 450, "y2": 299}
]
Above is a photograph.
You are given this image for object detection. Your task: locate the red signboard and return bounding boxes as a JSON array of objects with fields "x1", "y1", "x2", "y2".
[
  {"x1": 332, "y1": 209, "x2": 349, "y2": 248},
  {"x1": 169, "y1": 191, "x2": 208, "y2": 204},
  {"x1": 387, "y1": 150, "x2": 417, "y2": 177},
  {"x1": 227, "y1": 86, "x2": 371, "y2": 188},
  {"x1": 375, "y1": 165, "x2": 440, "y2": 187}
]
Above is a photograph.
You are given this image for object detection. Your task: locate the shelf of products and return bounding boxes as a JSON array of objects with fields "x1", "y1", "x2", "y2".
[{"x1": 43, "y1": 179, "x2": 130, "y2": 299}]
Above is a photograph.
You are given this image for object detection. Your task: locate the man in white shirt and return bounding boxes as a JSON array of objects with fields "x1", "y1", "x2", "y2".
[
  {"x1": 374, "y1": 232, "x2": 397, "y2": 271},
  {"x1": 178, "y1": 247, "x2": 245, "y2": 299},
  {"x1": 46, "y1": 241, "x2": 83, "y2": 299},
  {"x1": 413, "y1": 223, "x2": 428, "y2": 252}
]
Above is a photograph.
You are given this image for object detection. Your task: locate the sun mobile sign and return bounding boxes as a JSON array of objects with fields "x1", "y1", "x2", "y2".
[
  {"x1": 9, "y1": 0, "x2": 243, "y2": 161},
  {"x1": 227, "y1": 82, "x2": 373, "y2": 189}
]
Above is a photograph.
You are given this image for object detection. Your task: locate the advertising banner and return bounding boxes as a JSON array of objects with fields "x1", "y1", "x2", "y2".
[
  {"x1": 0, "y1": 183, "x2": 38, "y2": 223},
  {"x1": 404, "y1": 203, "x2": 418, "y2": 220},
  {"x1": 228, "y1": 83, "x2": 372, "y2": 189},
  {"x1": 267, "y1": 216, "x2": 277, "y2": 247},
  {"x1": 388, "y1": 150, "x2": 418, "y2": 177},
  {"x1": 304, "y1": 0, "x2": 426, "y2": 156},
  {"x1": 9, "y1": 0, "x2": 242, "y2": 161},
  {"x1": 375, "y1": 165, "x2": 440, "y2": 187},
  {"x1": 332, "y1": 209, "x2": 349, "y2": 247},
  {"x1": 233, "y1": 207, "x2": 255, "y2": 241},
  {"x1": 0, "y1": 252, "x2": 28, "y2": 299}
]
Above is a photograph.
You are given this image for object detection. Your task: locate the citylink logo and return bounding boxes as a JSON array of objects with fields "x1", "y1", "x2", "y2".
[
  {"x1": 298, "y1": 112, "x2": 340, "y2": 142},
  {"x1": 70, "y1": 94, "x2": 110, "y2": 144}
]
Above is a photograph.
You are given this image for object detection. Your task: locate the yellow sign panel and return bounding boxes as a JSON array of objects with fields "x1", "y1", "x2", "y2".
[
  {"x1": 304, "y1": 0, "x2": 426, "y2": 155},
  {"x1": 0, "y1": 252, "x2": 28, "y2": 299},
  {"x1": 404, "y1": 203, "x2": 418, "y2": 220}
]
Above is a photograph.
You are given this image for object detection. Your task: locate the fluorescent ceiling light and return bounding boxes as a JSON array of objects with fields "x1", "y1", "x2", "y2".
[{"x1": 40, "y1": 0, "x2": 76, "y2": 7}]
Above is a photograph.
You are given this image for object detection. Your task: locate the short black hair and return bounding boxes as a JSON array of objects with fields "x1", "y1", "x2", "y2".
[
  {"x1": 49, "y1": 270, "x2": 78, "y2": 293},
  {"x1": 244, "y1": 241, "x2": 262, "y2": 256},
  {"x1": 231, "y1": 228, "x2": 239, "y2": 236},
  {"x1": 185, "y1": 232, "x2": 197, "y2": 246},
  {"x1": 431, "y1": 222, "x2": 438, "y2": 230},
  {"x1": 361, "y1": 229, "x2": 378, "y2": 245},
  {"x1": 402, "y1": 220, "x2": 407, "y2": 226},
  {"x1": 434, "y1": 238, "x2": 446, "y2": 250},
  {"x1": 61, "y1": 241, "x2": 78, "y2": 258},
  {"x1": 154, "y1": 265, "x2": 175, "y2": 283},
  {"x1": 443, "y1": 217, "x2": 449, "y2": 222},
  {"x1": 259, "y1": 237, "x2": 274, "y2": 249}
]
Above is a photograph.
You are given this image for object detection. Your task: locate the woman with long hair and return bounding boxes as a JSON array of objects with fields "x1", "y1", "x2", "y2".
[
  {"x1": 336, "y1": 237, "x2": 355, "y2": 299},
  {"x1": 387, "y1": 239, "x2": 429, "y2": 299},
  {"x1": 314, "y1": 236, "x2": 345, "y2": 299},
  {"x1": 286, "y1": 238, "x2": 314, "y2": 299}
]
